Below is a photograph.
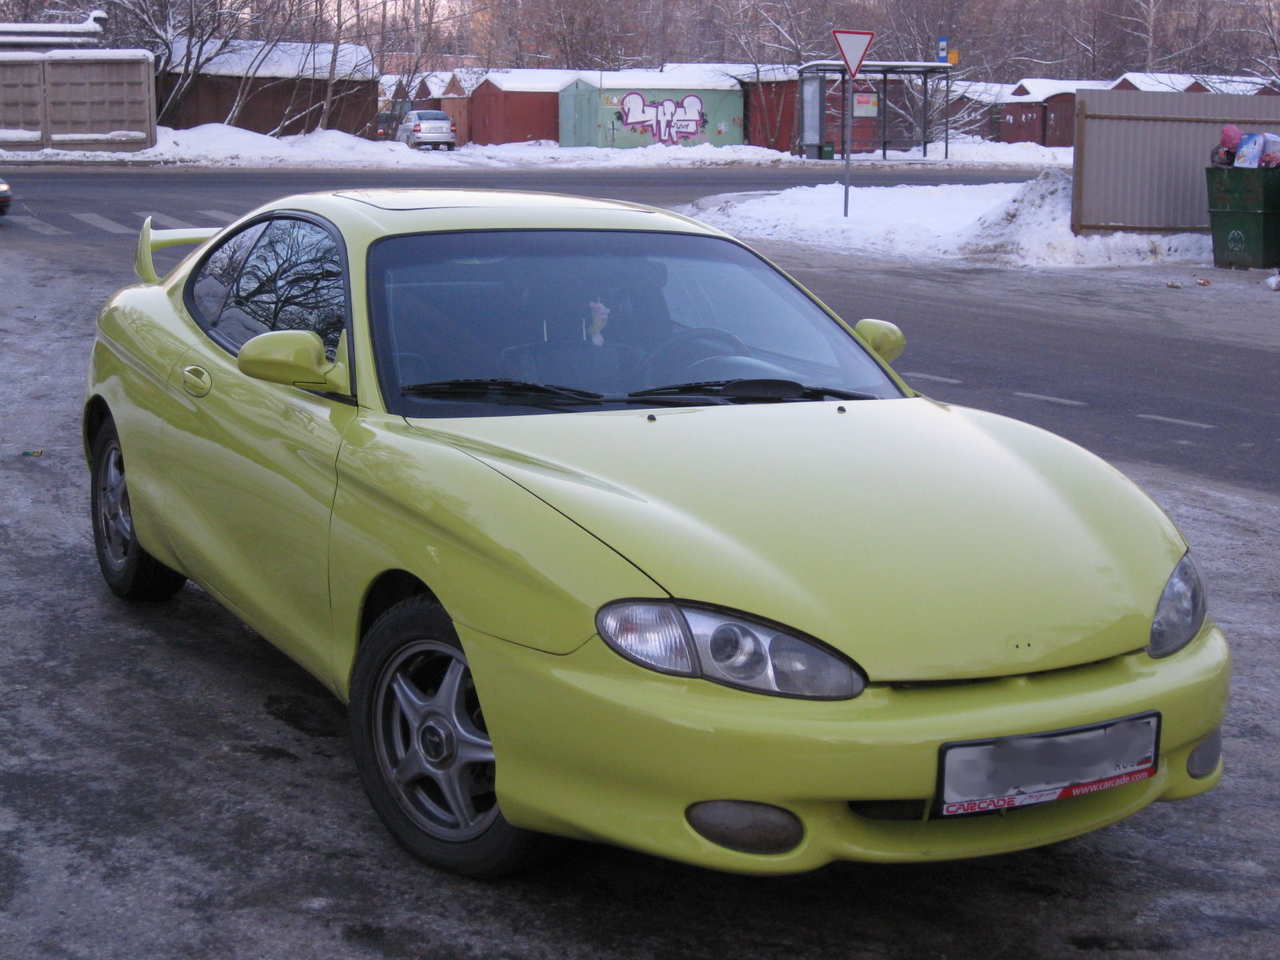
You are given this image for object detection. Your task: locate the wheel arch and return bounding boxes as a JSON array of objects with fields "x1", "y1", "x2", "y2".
[
  {"x1": 83, "y1": 395, "x2": 113, "y2": 463},
  {"x1": 359, "y1": 569, "x2": 441, "y2": 644}
]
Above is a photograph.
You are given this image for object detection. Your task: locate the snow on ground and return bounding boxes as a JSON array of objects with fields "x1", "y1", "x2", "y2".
[
  {"x1": 0, "y1": 124, "x2": 804, "y2": 168},
  {"x1": 868, "y1": 135, "x2": 1072, "y2": 168},
  {"x1": 685, "y1": 170, "x2": 1212, "y2": 268},
  {"x1": 0, "y1": 124, "x2": 1066, "y2": 170}
]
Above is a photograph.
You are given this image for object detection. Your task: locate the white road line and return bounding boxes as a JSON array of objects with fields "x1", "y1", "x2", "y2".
[
  {"x1": 71, "y1": 212, "x2": 133, "y2": 234},
  {"x1": 901, "y1": 371, "x2": 963, "y2": 384},
  {"x1": 1013, "y1": 391, "x2": 1087, "y2": 407},
  {"x1": 6, "y1": 215, "x2": 69, "y2": 235},
  {"x1": 199, "y1": 209, "x2": 240, "y2": 223},
  {"x1": 1136, "y1": 413, "x2": 1216, "y2": 430},
  {"x1": 138, "y1": 212, "x2": 197, "y2": 229}
]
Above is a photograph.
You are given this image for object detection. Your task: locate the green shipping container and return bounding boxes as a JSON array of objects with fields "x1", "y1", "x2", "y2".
[
  {"x1": 1206, "y1": 166, "x2": 1280, "y2": 269},
  {"x1": 559, "y1": 73, "x2": 744, "y2": 148}
]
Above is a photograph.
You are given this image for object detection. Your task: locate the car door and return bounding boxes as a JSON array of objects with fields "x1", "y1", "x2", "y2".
[{"x1": 164, "y1": 214, "x2": 358, "y2": 686}]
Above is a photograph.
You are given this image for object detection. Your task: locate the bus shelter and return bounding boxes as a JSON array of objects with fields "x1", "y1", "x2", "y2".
[{"x1": 797, "y1": 60, "x2": 952, "y2": 159}]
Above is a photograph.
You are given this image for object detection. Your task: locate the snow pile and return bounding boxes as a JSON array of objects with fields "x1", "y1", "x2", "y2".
[
  {"x1": 686, "y1": 171, "x2": 1212, "y2": 267},
  {"x1": 873, "y1": 135, "x2": 1072, "y2": 168},
  {"x1": 961, "y1": 171, "x2": 1212, "y2": 265},
  {"x1": 0, "y1": 123, "x2": 803, "y2": 168}
]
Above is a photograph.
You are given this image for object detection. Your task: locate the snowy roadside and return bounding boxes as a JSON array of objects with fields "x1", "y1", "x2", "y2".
[
  {"x1": 684, "y1": 170, "x2": 1215, "y2": 268},
  {"x1": 0, "y1": 123, "x2": 1070, "y2": 171}
]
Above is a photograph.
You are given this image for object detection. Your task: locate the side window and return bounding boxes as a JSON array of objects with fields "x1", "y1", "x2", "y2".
[
  {"x1": 209, "y1": 218, "x2": 348, "y2": 359},
  {"x1": 189, "y1": 221, "x2": 268, "y2": 328}
]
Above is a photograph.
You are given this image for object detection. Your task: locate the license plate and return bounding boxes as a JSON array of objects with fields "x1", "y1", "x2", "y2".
[{"x1": 937, "y1": 713, "x2": 1159, "y2": 817}]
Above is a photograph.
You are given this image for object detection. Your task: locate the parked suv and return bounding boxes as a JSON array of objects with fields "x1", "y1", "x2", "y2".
[{"x1": 397, "y1": 110, "x2": 456, "y2": 150}]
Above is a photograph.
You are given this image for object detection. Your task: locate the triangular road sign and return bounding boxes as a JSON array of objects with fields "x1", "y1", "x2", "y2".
[{"x1": 832, "y1": 29, "x2": 875, "y2": 78}]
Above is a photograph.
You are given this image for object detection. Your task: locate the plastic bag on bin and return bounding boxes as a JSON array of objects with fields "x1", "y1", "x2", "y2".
[{"x1": 1235, "y1": 132, "x2": 1267, "y2": 167}]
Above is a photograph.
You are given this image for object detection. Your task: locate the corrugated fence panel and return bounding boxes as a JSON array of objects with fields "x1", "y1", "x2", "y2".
[{"x1": 1073, "y1": 89, "x2": 1280, "y2": 233}]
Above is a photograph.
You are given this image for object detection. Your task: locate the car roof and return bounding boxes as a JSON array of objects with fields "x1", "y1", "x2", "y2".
[{"x1": 247, "y1": 189, "x2": 728, "y2": 242}]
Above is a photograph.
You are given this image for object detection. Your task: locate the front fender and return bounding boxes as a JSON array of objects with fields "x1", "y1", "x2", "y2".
[{"x1": 327, "y1": 413, "x2": 666, "y2": 699}]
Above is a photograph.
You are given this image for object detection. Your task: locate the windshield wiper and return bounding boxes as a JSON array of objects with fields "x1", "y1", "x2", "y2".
[
  {"x1": 401, "y1": 378, "x2": 604, "y2": 401},
  {"x1": 628, "y1": 378, "x2": 880, "y2": 402}
]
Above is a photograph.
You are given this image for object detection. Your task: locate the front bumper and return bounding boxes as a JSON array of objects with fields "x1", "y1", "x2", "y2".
[{"x1": 464, "y1": 623, "x2": 1229, "y2": 874}]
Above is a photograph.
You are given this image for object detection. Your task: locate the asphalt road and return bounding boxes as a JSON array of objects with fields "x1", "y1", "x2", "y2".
[{"x1": 0, "y1": 167, "x2": 1277, "y2": 959}]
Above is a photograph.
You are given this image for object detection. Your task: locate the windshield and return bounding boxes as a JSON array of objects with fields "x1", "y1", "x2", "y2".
[{"x1": 368, "y1": 230, "x2": 902, "y2": 417}]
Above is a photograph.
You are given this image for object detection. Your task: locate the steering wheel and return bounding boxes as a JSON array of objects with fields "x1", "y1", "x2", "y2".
[{"x1": 644, "y1": 327, "x2": 749, "y2": 383}]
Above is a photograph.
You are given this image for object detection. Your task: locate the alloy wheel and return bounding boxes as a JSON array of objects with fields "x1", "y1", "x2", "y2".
[
  {"x1": 96, "y1": 442, "x2": 133, "y2": 570},
  {"x1": 372, "y1": 640, "x2": 499, "y2": 841}
]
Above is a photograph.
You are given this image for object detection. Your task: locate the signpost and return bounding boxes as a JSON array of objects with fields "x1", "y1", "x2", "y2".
[{"x1": 832, "y1": 29, "x2": 875, "y2": 217}]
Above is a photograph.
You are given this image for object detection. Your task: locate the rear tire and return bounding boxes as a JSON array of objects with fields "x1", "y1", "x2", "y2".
[
  {"x1": 90, "y1": 420, "x2": 186, "y2": 601},
  {"x1": 350, "y1": 596, "x2": 543, "y2": 877}
]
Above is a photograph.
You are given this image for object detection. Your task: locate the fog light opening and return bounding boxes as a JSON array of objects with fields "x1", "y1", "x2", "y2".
[
  {"x1": 1186, "y1": 728, "x2": 1222, "y2": 779},
  {"x1": 686, "y1": 800, "x2": 804, "y2": 855}
]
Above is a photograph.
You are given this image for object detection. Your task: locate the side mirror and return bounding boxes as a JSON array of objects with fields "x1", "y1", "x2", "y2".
[
  {"x1": 237, "y1": 329, "x2": 351, "y2": 396},
  {"x1": 854, "y1": 318, "x2": 906, "y2": 364}
]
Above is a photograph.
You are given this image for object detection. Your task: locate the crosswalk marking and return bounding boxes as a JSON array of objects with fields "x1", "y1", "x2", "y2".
[
  {"x1": 6, "y1": 215, "x2": 68, "y2": 235},
  {"x1": 199, "y1": 209, "x2": 240, "y2": 223},
  {"x1": 138, "y1": 212, "x2": 198, "y2": 229},
  {"x1": 71, "y1": 212, "x2": 133, "y2": 234}
]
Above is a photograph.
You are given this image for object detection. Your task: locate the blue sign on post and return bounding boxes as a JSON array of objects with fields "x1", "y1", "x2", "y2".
[{"x1": 937, "y1": 37, "x2": 949, "y2": 63}]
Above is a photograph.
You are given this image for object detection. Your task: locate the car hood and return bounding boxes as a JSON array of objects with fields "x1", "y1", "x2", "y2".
[{"x1": 407, "y1": 399, "x2": 1185, "y2": 681}]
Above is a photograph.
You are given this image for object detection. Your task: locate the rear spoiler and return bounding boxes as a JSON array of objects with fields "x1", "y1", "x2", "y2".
[{"x1": 134, "y1": 216, "x2": 220, "y2": 284}]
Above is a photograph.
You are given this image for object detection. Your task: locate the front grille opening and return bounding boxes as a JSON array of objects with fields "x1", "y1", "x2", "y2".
[{"x1": 848, "y1": 800, "x2": 929, "y2": 821}]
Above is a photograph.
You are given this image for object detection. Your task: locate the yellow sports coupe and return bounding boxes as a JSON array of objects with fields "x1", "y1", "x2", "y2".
[{"x1": 85, "y1": 189, "x2": 1228, "y2": 877}]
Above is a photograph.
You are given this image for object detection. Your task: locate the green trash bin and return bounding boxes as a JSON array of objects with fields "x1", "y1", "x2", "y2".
[
  {"x1": 820, "y1": 141, "x2": 835, "y2": 160},
  {"x1": 1206, "y1": 166, "x2": 1280, "y2": 269}
]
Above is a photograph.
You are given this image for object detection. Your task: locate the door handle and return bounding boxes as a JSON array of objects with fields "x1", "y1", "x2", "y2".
[{"x1": 181, "y1": 365, "x2": 212, "y2": 397}]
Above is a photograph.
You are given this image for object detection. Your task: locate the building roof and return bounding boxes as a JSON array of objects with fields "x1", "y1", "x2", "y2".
[
  {"x1": 380, "y1": 71, "x2": 452, "y2": 99},
  {"x1": 451, "y1": 67, "x2": 488, "y2": 94},
  {"x1": 949, "y1": 81, "x2": 1020, "y2": 105},
  {"x1": 1112, "y1": 72, "x2": 1204, "y2": 92},
  {"x1": 1197, "y1": 75, "x2": 1270, "y2": 95},
  {"x1": 574, "y1": 67, "x2": 742, "y2": 91},
  {"x1": 167, "y1": 39, "x2": 375, "y2": 80},
  {"x1": 0, "y1": 9, "x2": 106, "y2": 48},
  {"x1": 1011, "y1": 78, "x2": 1112, "y2": 100},
  {"x1": 481, "y1": 69, "x2": 582, "y2": 92}
]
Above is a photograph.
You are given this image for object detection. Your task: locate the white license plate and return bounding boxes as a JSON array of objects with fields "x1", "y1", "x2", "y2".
[{"x1": 938, "y1": 713, "x2": 1159, "y2": 816}]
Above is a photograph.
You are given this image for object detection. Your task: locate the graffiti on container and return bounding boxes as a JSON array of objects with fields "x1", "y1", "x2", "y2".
[{"x1": 619, "y1": 92, "x2": 705, "y2": 144}]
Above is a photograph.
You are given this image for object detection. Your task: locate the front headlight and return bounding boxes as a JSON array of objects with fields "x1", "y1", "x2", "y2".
[
  {"x1": 0, "y1": 180, "x2": 10, "y2": 195},
  {"x1": 1148, "y1": 553, "x2": 1207, "y2": 658},
  {"x1": 597, "y1": 601, "x2": 865, "y2": 699}
]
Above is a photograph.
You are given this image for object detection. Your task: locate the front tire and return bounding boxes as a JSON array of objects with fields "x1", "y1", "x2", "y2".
[
  {"x1": 90, "y1": 420, "x2": 186, "y2": 601},
  {"x1": 349, "y1": 596, "x2": 541, "y2": 877}
]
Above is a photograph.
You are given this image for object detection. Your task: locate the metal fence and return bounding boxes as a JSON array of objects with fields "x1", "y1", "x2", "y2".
[
  {"x1": 0, "y1": 50, "x2": 155, "y2": 151},
  {"x1": 1072, "y1": 89, "x2": 1280, "y2": 234}
]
